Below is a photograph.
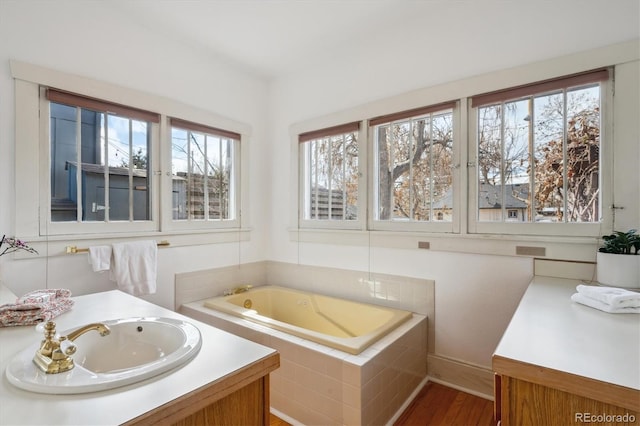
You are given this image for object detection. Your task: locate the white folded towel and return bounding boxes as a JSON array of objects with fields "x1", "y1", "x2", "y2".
[
  {"x1": 88, "y1": 245, "x2": 112, "y2": 272},
  {"x1": 110, "y1": 241, "x2": 157, "y2": 296},
  {"x1": 571, "y1": 293, "x2": 640, "y2": 314},
  {"x1": 577, "y1": 284, "x2": 640, "y2": 308}
]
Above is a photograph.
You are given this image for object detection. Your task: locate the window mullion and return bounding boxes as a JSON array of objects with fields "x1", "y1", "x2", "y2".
[
  {"x1": 203, "y1": 135, "x2": 209, "y2": 221},
  {"x1": 103, "y1": 114, "x2": 110, "y2": 222},
  {"x1": 528, "y1": 98, "x2": 535, "y2": 223},
  {"x1": 75, "y1": 107, "x2": 83, "y2": 223},
  {"x1": 409, "y1": 119, "x2": 414, "y2": 220},
  {"x1": 500, "y1": 104, "x2": 506, "y2": 221},
  {"x1": 128, "y1": 119, "x2": 134, "y2": 221},
  {"x1": 562, "y1": 89, "x2": 569, "y2": 223},
  {"x1": 342, "y1": 134, "x2": 347, "y2": 219},
  {"x1": 328, "y1": 137, "x2": 333, "y2": 220},
  {"x1": 429, "y1": 116, "x2": 434, "y2": 221},
  {"x1": 187, "y1": 131, "x2": 193, "y2": 221},
  {"x1": 313, "y1": 141, "x2": 318, "y2": 219}
]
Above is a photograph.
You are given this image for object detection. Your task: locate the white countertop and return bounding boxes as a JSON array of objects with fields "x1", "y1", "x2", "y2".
[
  {"x1": 493, "y1": 276, "x2": 640, "y2": 391},
  {"x1": 0, "y1": 287, "x2": 277, "y2": 425}
]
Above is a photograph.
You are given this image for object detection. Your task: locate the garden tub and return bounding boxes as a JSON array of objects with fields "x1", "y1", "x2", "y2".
[{"x1": 203, "y1": 285, "x2": 412, "y2": 355}]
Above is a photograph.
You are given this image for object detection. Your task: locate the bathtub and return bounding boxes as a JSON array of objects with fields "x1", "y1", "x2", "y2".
[{"x1": 202, "y1": 285, "x2": 412, "y2": 355}]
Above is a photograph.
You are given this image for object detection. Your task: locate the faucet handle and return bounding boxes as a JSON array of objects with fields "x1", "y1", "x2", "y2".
[
  {"x1": 60, "y1": 339, "x2": 77, "y2": 356},
  {"x1": 35, "y1": 321, "x2": 59, "y2": 339}
]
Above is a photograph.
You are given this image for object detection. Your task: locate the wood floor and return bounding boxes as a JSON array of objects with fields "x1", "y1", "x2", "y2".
[
  {"x1": 269, "y1": 381, "x2": 494, "y2": 426},
  {"x1": 394, "y1": 382, "x2": 494, "y2": 426}
]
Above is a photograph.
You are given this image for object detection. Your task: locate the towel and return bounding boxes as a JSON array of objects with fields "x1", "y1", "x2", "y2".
[
  {"x1": 571, "y1": 293, "x2": 640, "y2": 314},
  {"x1": 577, "y1": 284, "x2": 640, "y2": 308},
  {"x1": 110, "y1": 240, "x2": 157, "y2": 296},
  {"x1": 0, "y1": 288, "x2": 74, "y2": 327},
  {"x1": 88, "y1": 245, "x2": 112, "y2": 272}
]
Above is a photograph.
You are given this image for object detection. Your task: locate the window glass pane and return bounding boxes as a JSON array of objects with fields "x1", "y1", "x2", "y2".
[
  {"x1": 392, "y1": 121, "x2": 412, "y2": 220},
  {"x1": 478, "y1": 105, "x2": 503, "y2": 222},
  {"x1": 375, "y1": 109, "x2": 453, "y2": 223},
  {"x1": 502, "y1": 100, "x2": 530, "y2": 222},
  {"x1": 50, "y1": 100, "x2": 151, "y2": 224},
  {"x1": 431, "y1": 112, "x2": 454, "y2": 221},
  {"x1": 171, "y1": 127, "x2": 237, "y2": 222},
  {"x1": 477, "y1": 83, "x2": 601, "y2": 224},
  {"x1": 190, "y1": 133, "x2": 206, "y2": 220},
  {"x1": 131, "y1": 120, "x2": 150, "y2": 221},
  {"x1": 344, "y1": 133, "x2": 358, "y2": 220},
  {"x1": 50, "y1": 103, "x2": 80, "y2": 222},
  {"x1": 301, "y1": 130, "x2": 359, "y2": 221},
  {"x1": 171, "y1": 128, "x2": 189, "y2": 220},
  {"x1": 107, "y1": 115, "x2": 132, "y2": 221},
  {"x1": 566, "y1": 86, "x2": 600, "y2": 222},
  {"x1": 533, "y1": 92, "x2": 564, "y2": 222},
  {"x1": 221, "y1": 138, "x2": 233, "y2": 219},
  {"x1": 377, "y1": 125, "x2": 392, "y2": 220}
]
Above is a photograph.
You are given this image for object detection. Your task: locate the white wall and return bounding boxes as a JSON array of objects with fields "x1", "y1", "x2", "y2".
[{"x1": 0, "y1": 1, "x2": 270, "y2": 308}]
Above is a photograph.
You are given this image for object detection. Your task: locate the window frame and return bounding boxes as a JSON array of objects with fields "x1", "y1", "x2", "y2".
[
  {"x1": 168, "y1": 117, "x2": 241, "y2": 230},
  {"x1": 368, "y1": 102, "x2": 460, "y2": 233},
  {"x1": 298, "y1": 122, "x2": 366, "y2": 230},
  {"x1": 467, "y1": 71, "x2": 614, "y2": 237},
  {"x1": 43, "y1": 88, "x2": 161, "y2": 235}
]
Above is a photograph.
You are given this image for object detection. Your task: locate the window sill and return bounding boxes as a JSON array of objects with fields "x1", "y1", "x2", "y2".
[{"x1": 289, "y1": 228, "x2": 599, "y2": 262}]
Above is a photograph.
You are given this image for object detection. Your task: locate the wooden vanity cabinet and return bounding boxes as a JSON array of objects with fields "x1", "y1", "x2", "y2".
[
  {"x1": 124, "y1": 354, "x2": 279, "y2": 426},
  {"x1": 493, "y1": 365, "x2": 639, "y2": 426},
  {"x1": 492, "y1": 277, "x2": 640, "y2": 426}
]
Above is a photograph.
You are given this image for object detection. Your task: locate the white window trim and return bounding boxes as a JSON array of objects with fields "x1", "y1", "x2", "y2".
[
  {"x1": 163, "y1": 119, "x2": 242, "y2": 230},
  {"x1": 40, "y1": 87, "x2": 161, "y2": 236},
  {"x1": 368, "y1": 106, "x2": 461, "y2": 234},
  {"x1": 467, "y1": 78, "x2": 614, "y2": 237},
  {"x1": 296, "y1": 121, "x2": 368, "y2": 231},
  {"x1": 12, "y1": 60, "x2": 251, "y2": 244}
]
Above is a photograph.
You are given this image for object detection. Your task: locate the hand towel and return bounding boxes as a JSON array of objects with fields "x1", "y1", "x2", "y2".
[
  {"x1": 577, "y1": 284, "x2": 640, "y2": 308},
  {"x1": 0, "y1": 288, "x2": 74, "y2": 327},
  {"x1": 110, "y1": 240, "x2": 157, "y2": 296},
  {"x1": 18, "y1": 288, "x2": 72, "y2": 304},
  {"x1": 571, "y1": 293, "x2": 640, "y2": 314},
  {"x1": 88, "y1": 245, "x2": 112, "y2": 272}
]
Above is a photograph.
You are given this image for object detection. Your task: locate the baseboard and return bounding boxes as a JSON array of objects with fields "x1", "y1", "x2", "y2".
[
  {"x1": 427, "y1": 354, "x2": 494, "y2": 400},
  {"x1": 270, "y1": 408, "x2": 303, "y2": 426}
]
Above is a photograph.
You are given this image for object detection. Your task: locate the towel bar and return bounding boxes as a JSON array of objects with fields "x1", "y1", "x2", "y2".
[{"x1": 65, "y1": 241, "x2": 170, "y2": 254}]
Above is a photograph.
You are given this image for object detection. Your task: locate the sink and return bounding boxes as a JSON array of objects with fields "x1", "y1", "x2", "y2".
[{"x1": 5, "y1": 317, "x2": 201, "y2": 394}]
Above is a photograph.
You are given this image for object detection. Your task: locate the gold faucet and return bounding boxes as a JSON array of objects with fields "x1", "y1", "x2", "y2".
[
  {"x1": 223, "y1": 285, "x2": 253, "y2": 296},
  {"x1": 33, "y1": 321, "x2": 111, "y2": 374}
]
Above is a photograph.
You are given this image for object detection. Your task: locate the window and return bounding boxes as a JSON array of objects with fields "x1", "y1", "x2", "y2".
[
  {"x1": 472, "y1": 69, "x2": 609, "y2": 229},
  {"x1": 370, "y1": 102, "x2": 456, "y2": 230},
  {"x1": 47, "y1": 89, "x2": 159, "y2": 229},
  {"x1": 170, "y1": 118, "x2": 240, "y2": 225},
  {"x1": 18, "y1": 73, "x2": 247, "y2": 238},
  {"x1": 299, "y1": 122, "x2": 360, "y2": 227}
]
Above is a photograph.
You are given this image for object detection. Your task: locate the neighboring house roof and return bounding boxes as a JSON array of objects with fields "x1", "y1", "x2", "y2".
[
  {"x1": 432, "y1": 183, "x2": 529, "y2": 210},
  {"x1": 479, "y1": 183, "x2": 529, "y2": 209},
  {"x1": 67, "y1": 161, "x2": 148, "y2": 178}
]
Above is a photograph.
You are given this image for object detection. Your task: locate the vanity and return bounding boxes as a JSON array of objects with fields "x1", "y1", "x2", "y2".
[
  {"x1": 493, "y1": 276, "x2": 640, "y2": 425},
  {"x1": 0, "y1": 286, "x2": 279, "y2": 425}
]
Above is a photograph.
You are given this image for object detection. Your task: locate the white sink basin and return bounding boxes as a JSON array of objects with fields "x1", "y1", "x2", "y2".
[{"x1": 5, "y1": 317, "x2": 201, "y2": 394}]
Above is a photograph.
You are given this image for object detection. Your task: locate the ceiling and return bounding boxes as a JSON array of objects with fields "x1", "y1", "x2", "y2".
[{"x1": 114, "y1": 0, "x2": 639, "y2": 80}]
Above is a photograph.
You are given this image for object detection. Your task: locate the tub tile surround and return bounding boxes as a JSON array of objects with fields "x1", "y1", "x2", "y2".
[
  {"x1": 176, "y1": 261, "x2": 432, "y2": 425},
  {"x1": 183, "y1": 301, "x2": 427, "y2": 425}
]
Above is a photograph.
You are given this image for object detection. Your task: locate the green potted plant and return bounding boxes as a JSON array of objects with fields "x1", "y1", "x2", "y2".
[{"x1": 597, "y1": 229, "x2": 640, "y2": 288}]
